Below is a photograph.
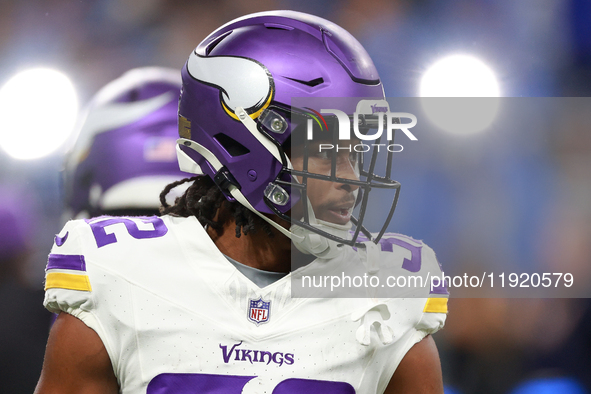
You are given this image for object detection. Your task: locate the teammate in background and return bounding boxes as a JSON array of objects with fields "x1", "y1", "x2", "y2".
[
  {"x1": 62, "y1": 66, "x2": 187, "y2": 220},
  {"x1": 36, "y1": 11, "x2": 448, "y2": 394},
  {"x1": 47, "y1": 66, "x2": 187, "y2": 328}
]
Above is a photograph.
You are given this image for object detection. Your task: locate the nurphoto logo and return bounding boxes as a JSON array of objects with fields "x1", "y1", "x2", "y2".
[{"x1": 307, "y1": 99, "x2": 418, "y2": 153}]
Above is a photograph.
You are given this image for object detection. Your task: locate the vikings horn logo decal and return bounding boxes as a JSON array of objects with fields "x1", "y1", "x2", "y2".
[{"x1": 186, "y1": 52, "x2": 274, "y2": 120}]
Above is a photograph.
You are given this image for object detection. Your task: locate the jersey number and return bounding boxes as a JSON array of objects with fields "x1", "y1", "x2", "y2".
[
  {"x1": 87, "y1": 217, "x2": 168, "y2": 248},
  {"x1": 357, "y1": 234, "x2": 423, "y2": 272},
  {"x1": 147, "y1": 373, "x2": 355, "y2": 393}
]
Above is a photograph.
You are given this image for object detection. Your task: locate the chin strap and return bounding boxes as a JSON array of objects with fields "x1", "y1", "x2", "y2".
[{"x1": 290, "y1": 199, "x2": 352, "y2": 259}]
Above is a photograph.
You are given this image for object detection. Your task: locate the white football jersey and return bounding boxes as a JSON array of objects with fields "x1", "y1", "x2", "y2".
[{"x1": 44, "y1": 215, "x2": 447, "y2": 394}]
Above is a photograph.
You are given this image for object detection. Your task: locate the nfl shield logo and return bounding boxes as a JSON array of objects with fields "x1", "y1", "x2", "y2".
[{"x1": 248, "y1": 297, "x2": 270, "y2": 325}]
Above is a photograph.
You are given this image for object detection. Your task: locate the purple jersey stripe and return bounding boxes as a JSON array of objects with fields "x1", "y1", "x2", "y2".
[{"x1": 47, "y1": 254, "x2": 86, "y2": 272}]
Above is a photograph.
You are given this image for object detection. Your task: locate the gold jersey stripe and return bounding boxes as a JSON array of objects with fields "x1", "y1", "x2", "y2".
[
  {"x1": 45, "y1": 272, "x2": 92, "y2": 292},
  {"x1": 423, "y1": 297, "x2": 448, "y2": 313}
]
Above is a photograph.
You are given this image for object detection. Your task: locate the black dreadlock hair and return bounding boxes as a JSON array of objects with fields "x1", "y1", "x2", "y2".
[{"x1": 159, "y1": 176, "x2": 273, "y2": 238}]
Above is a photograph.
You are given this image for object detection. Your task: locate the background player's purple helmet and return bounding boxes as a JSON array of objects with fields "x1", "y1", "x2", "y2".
[
  {"x1": 64, "y1": 67, "x2": 186, "y2": 218},
  {"x1": 177, "y1": 11, "x2": 400, "y2": 252}
]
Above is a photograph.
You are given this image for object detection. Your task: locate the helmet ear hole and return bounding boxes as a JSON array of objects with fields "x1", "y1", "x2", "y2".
[{"x1": 213, "y1": 133, "x2": 250, "y2": 157}]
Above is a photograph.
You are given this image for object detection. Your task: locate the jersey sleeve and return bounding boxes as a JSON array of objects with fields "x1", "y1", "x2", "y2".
[
  {"x1": 415, "y1": 242, "x2": 448, "y2": 336},
  {"x1": 44, "y1": 220, "x2": 92, "y2": 314},
  {"x1": 372, "y1": 237, "x2": 449, "y2": 393},
  {"x1": 43, "y1": 215, "x2": 175, "y2": 386},
  {"x1": 43, "y1": 218, "x2": 122, "y2": 372},
  {"x1": 370, "y1": 234, "x2": 448, "y2": 336},
  {"x1": 43, "y1": 219, "x2": 106, "y2": 338}
]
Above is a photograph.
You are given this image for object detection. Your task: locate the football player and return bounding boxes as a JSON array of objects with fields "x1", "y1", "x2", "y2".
[
  {"x1": 36, "y1": 11, "x2": 448, "y2": 394},
  {"x1": 62, "y1": 66, "x2": 186, "y2": 220}
]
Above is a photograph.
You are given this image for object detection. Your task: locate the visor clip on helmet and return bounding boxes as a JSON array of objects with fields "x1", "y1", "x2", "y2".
[{"x1": 213, "y1": 166, "x2": 241, "y2": 200}]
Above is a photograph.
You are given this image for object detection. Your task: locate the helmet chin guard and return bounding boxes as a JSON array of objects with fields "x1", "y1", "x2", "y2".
[{"x1": 290, "y1": 198, "x2": 352, "y2": 259}]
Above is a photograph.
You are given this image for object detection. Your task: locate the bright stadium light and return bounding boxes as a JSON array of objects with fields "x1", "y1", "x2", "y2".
[
  {"x1": 419, "y1": 54, "x2": 500, "y2": 135},
  {"x1": 420, "y1": 54, "x2": 500, "y2": 97},
  {"x1": 0, "y1": 68, "x2": 78, "y2": 160}
]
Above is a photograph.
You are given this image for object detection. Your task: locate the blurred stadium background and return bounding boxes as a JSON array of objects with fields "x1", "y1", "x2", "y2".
[{"x1": 1, "y1": 0, "x2": 590, "y2": 393}]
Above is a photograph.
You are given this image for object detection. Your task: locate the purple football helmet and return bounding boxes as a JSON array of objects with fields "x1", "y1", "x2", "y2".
[
  {"x1": 177, "y1": 11, "x2": 400, "y2": 256},
  {"x1": 64, "y1": 67, "x2": 187, "y2": 218}
]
